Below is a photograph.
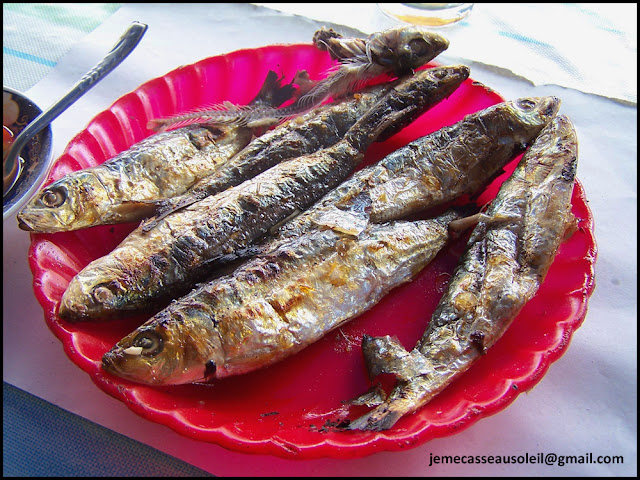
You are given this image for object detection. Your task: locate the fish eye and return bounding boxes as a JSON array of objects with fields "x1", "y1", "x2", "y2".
[
  {"x1": 40, "y1": 186, "x2": 67, "y2": 208},
  {"x1": 408, "y1": 37, "x2": 430, "y2": 56},
  {"x1": 91, "y1": 282, "x2": 119, "y2": 305},
  {"x1": 517, "y1": 99, "x2": 537, "y2": 111},
  {"x1": 433, "y1": 69, "x2": 448, "y2": 80},
  {"x1": 133, "y1": 330, "x2": 164, "y2": 356}
]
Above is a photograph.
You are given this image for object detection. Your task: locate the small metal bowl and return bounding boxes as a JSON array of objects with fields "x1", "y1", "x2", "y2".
[{"x1": 3, "y1": 86, "x2": 54, "y2": 221}]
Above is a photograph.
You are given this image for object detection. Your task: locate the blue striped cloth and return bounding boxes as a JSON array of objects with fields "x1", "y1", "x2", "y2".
[{"x1": 3, "y1": 3, "x2": 123, "y2": 92}]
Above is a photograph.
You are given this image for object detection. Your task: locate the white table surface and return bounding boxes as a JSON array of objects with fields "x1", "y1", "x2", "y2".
[{"x1": 3, "y1": 3, "x2": 637, "y2": 476}]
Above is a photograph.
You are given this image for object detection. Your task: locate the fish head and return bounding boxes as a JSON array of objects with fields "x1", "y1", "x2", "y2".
[
  {"x1": 17, "y1": 170, "x2": 109, "y2": 233},
  {"x1": 413, "y1": 64, "x2": 471, "y2": 91},
  {"x1": 101, "y1": 310, "x2": 225, "y2": 385},
  {"x1": 377, "y1": 64, "x2": 470, "y2": 141},
  {"x1": 368, "y1": 26, "x2": 449, "y2": 76},
  {"x1": 58, "y1": 260, "x2": 135, "y2": 320},
  {"x1": 502, "y1": 96, "x2": 562, "y2": 143}
]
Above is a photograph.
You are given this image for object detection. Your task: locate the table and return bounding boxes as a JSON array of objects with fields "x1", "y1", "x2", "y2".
[{"x1": 3, "y1": 3, "x2": 637, "y2": 476}]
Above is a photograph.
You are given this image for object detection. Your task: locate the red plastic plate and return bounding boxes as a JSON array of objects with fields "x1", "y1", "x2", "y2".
[{"x1": 28, "y1": 44, "x2": 596, "y2": 459}]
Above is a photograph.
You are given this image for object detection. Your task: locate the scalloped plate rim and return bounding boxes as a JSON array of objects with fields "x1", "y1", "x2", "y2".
[{"x1": 25, "y1": 43, "x2": 597, "y2": 460}]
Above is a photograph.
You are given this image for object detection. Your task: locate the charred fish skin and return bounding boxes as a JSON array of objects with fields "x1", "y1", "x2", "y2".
[
  {"x1": 348, "y1": 114, "x2": 579, "y2": 432},
  {"x1": 16, "y1": 70, "x2": 299, "y2": 234},
  {"x1": 146, "y1": 80, "x2": 400, "y2": 227},
  {"x1": 270, "y1": 96, "x2": 561, "y2": 245},
  {"x1": 101, "y1": 209, "x2": 463, "y2": 385},
  {"x1": 57, "y1": 65, "x2": 470, "y2": 321}
]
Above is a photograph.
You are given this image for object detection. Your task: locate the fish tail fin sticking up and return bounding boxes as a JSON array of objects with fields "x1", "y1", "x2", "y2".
[
  {"x1": 250, "y1": 69, "x2": 300, "y2": 109},
  {"x1": 347, "y1": 335, "x2": 432, "y2": 431}
]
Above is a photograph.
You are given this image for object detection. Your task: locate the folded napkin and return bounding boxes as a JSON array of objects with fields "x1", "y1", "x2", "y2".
[
  {"x1": 255, "y1": 3, "x2": 637, "y2": 105},
  {"x1": 3, "y1": 3, "x2": 122, "y2": 92}
]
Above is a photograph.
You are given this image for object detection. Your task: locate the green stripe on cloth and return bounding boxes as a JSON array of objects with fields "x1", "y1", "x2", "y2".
[
  {"x1": 2, "y1": 3, "x2": 124, "y2": 91},
  {"x1": 3, "y1": 3, "x2": 123, "y2": 32}
]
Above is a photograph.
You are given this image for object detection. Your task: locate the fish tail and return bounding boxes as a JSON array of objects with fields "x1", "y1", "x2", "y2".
[
  {"x1": 250, "y1": 69, "x2": 298, "y2": 108},
  {"x1": 347, "y1": 335, "x2": 432, "y2": 431},
  {"x1": 347, "y1": 380, "x2": 427, "y2": 431},
  {"x1": 347, "y1": 402, "x2": 406, "y2": 431}
]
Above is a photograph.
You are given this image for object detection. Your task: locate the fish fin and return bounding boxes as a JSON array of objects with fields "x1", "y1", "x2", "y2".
[
  {"x1": 294, "y1": 58, "x2": 375, "y2": 109},
  {"x1": 140, "y1": 194, "x2": 202, "y2": 233},
  {"x1": 347, "y1": 375, "x2": 431, "y2": 431},
  {"x1": 294, "y1": 75, "x2": 335, "y2": 109},
  {"x1": 347, "y1": 383, "x2": 387, "y2": 407},
  {"x1": 249, "y1": 69, "x2": 301, "y2": 109},
  {"x1": 346, "y1": 402, "x2": 406, "y2": 431},
  {"x1": 311, "y1": 204, "x2": 370, "y2": 237},
  {"x1": 362, "y1": 335, "x2": 430, "y2": 382},
  {"x1": 268, "y1": 208, "x2": 302, "y2": 235},
  {"x1": 448, "y1": 212, "x2": 492, "y2": 236},
  {"x1": 562, "y1": 212, "x2": 579, "y2": 241},
  {"x1": 346, "y1": 102, "x2": 418, "y2": 152},
  {"x1": 109, "y1": 200, "x2": 163, "y2": 220}
]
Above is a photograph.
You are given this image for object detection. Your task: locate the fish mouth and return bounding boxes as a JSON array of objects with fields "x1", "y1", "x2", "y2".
[
  {"x1": 57, "y1": 277, "x2": 98, "y2": 321},
  {"x1": 16, "y1": 215, "x2": 35, "y2": 231},
  {"x1": 101, "y1": 349, "x2": 154, "y2": 384},
  {"x1": 16, "y1": 210, "x2": 72, "y2": 233},
  {"x1": 57, "y1": 297, "x2": 89, "y2": 321},
  {"x1": 543, "y1": 96, "x2": 561, "y2": 118}
]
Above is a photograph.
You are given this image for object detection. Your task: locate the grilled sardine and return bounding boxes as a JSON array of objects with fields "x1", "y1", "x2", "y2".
[
  {"x1": 58, "y1": 66, "x2": 469, "y2": 320},
  {"x1": 16, "y1": 71, "x2": 297, "y2": 233},
  {"x1": 101, "y1": 210, "x2": 463, "y2": 385},
  {"x1": 265, "y1": 96, "x2": 561, "y2": 245},
  {"x1": 348, "y1": 114, "x2": 579, "y2": 431}
]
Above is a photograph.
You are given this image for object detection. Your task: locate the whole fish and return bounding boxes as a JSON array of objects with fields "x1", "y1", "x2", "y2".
[
  {"x1": 264, "y1": 96, "x2": 561, "y2": 246},
  {"x1": 101, "y1": 209, "x2": 464, "y2": 385},
  {"x1": 16, "y1": 70, "x2": 297, "y2": 233},
  {"x1": 347, "y1": 114, "x2": 579, "y2": 431},
  {"x1": 58, "y1": 65, "x2": 470, "y2": 321},
  {"x1": 143, "y1": 73, "x2": 426, "y2": 231},
  {"x1": 147, "y1": 26, "x2": 449, "y2": 132}
]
